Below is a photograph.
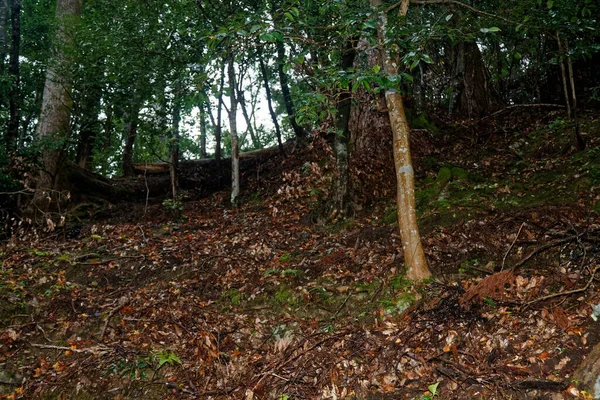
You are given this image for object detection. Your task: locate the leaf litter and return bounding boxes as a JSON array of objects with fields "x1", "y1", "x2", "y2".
[{"x1": 1, "y1": 112, "x2": 600, "y2": 399}]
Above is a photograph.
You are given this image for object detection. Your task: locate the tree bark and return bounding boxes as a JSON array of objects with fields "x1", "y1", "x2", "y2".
[
  {"x1": 556, "y1": 33, "x2": 571, "y2": 120},
  {"x1": 452, "y1": 41, "x2": 499, "y2": 117},
  {"x1": 258, "y1": 47, "x2": 284, "y2": 154},
  {"x1": 32, "y1": 0, "x2": 82, "y2": 215},
  {"x1": 170, "y1": 83, "x2": 182, "y2": 198},
  {"x1": 75, "y1": 83, "x2": 102, "y2": 169},
  {"x1": 6, "y1": 0, "x2": 20, "y2": 152},
  {"x1": 329, "y1": 38, "x2": 357, "y2": 218},
  {"x1": 228, "y1": 56, "x2": 240, "y2": 206},
  {"x1": 371, "y1": 0, "x2": 431, "y2": 280}
]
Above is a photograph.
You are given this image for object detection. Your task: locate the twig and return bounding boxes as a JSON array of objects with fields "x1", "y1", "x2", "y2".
[
  {"x1": 332, "y1": 294, "x2": 351, "y2": 319},
  {"x1": 100, "y1": 297, "x2": 130, "y2": 340},
  {"x1": 31, "y1": 343, "x2": 106, "y2": 354},
  {"x1": 502, "y1": 222, "x2": 526, "y2": 271},
  {"x1": 79, "y1": 254, "x2": 145, "y2": 266},
  {"x1": 525, "y1": 265, "x2": 600, "y2": 307},
  {"x1": 408, "y1": 0, "x2": 517, "y2": 25},
  {"x1": 512, "y1": 235, "x2": 576, "y2": 269}
]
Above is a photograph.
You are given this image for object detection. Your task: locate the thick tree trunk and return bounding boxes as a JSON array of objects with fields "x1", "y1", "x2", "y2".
[
  {"x1": 453, "y1": 41, "x2": 499, "y2": 118},
  {"x1": 32, "y1": 0, "x2": 82, "y2": 215},
  {"x1": 228, "y1": 56, "x2": 240, "y2": 206},
  {"x1": 329, "y1": 38, "x2": 357, "y2": 218},
  {"x1": 371, "y1": 0, "x2": 431, "y2": 280},
  {"x1": 6, "y1": 0, "x2": 20, "y2": 152},
  {"x1": 258, "y1": 47, "x2": 284, "y2": 154}
]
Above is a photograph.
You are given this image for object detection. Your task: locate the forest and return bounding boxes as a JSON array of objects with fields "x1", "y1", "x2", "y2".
[{"x1": 1, "y1": 0, "x2": 600, "y2": 398}]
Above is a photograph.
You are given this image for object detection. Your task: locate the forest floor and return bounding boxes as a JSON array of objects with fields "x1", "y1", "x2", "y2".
[{"x1": 1, "y1": 109, "x2": 600, "y2": 399}]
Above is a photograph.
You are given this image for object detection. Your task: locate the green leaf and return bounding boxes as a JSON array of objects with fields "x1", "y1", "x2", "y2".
[
  {"x1": 480, "y1": 27, "x2": 501, "y2": 33},
  {"x1": 428, "y1": 382, "x2": 440, "y2": 396},
  {"x1": 373, "y1": 64, "x2": 381, "y2": 74},
  {"x1": 445, "y1": 13, "x2": 453, "y2": 21},
  {"x1": 284, "y1": 12, "x2": 294, "y2": 21},
  {"x1": 363, "y1": 19, "x2": 377, "y2": 30},
  {"x1": 547, "y1": 0, "x2": 553, "y2": 8}
]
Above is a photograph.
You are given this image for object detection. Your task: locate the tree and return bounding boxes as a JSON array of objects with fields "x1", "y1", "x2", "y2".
[
  {"x1": 6, "y1": 0, "x2": 20, "y2": 151},
  {"x1": 31, "y1": 0, "x2": 82, "y2": 214},
  {"x1": 228, "y1": 55, "x2": 240, "y2": 205},
  {"x1": 329, "y1": 37, "x2": 357, "y2": 219},
  {"x1": 371, "y1": 0, "x2": 431, "y2": 280}
]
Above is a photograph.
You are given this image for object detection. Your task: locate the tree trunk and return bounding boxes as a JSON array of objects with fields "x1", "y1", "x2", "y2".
[
  {"x1": 0, "y1": 0, "x2": 8, "y2": 74},
  {"x1": 228, "y1": 56, "x2": 240, "y2": 206},
  {"x1": 237, "y1": 86, "x2": 261, "y2": 149},
  {"x1": 329, "y1": 38, "x2": 357, "y2": 218},
  {"x1": 199, "y1": 101, "x2": 207, "y2": 158},
  {"x1": 258, "y1": 47, "x2": 284, "y2": 154},
  {"x1": 371, "y1": 0, "x2": 431, "y2": 280},
  {"x1": 557, "y1": 36, "x2": 585, "y2": 151},
  {"x1": 453, "y1": 41, "x2": 499, "y2": 118},
  {"x1": 31, "y1": 0, "x2": 82, "y2": 215},
  {"x1": 121, "y1": 95, "x2": 140, "y2": 177},
  {"x1": 214, "y1": 60, "x2": 226, "y2": 163},
  {"x1": 6, "y1": 0, "x2": 20, "y2": 152},
  {"x1": 275, "y1": 40, "x2": 306, "y2": 141},
  {"x1": 170, "y1": 83, "x2": 182, "y2": 198},
  {"x1": 75, "y1": 83, "x2": 102, "y2": 169}
]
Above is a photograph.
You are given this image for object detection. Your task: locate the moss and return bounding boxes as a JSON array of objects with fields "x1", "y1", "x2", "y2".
[
  {"x1": 451, "y1": 167, "x2": 468, "y2": 180},
  {"x1": 411, "y1": 113, "x2": 439, "y2": 134},
  {"x1": 383, "y1": 210, "x2": 398, "y2": 224},
  {"x1": 274, "y1": 287, "x2": 297, "y2": 306},
  {"x1": 417, "y1": 166, "x2": 452, "y2": 207}
]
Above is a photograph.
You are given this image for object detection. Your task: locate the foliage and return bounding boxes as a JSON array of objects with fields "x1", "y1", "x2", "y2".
[{"x1": 162, "y1": 196, "x2": 184, "y2": 221}]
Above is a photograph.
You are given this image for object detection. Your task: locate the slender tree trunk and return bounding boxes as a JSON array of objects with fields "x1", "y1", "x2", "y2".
[
  {"x1": 103, "y1": 104, "x2": 112, "y2": 150},
  {"x1": 329, "y1": 38, "x2": 357, "y2": 218},
  {"x1": 237, "y1": 87, "x2": 261, "y2": 149},
  {"x1": 228, "y1": 56, "x2": 240, "y2": 206},
  {"x1": 560, "y1": 37, "x2": 585, "y2": 150},
  {"x1": 556, "y1": 33, "x2": 571, "y2": 120},
  {"x1": 6, "y1": 0, "x2": 20, "y2": 151},
  {"x1": 32, "y1": 0, "x2": 82, "y2": 214},
  {"x1": 121, "y1": 95, "x2": 140, "y2": 177},
  {"x1": 371, "y1": 0, "x2": 431, "y2": 280},
  {"x1": 199, "y1": 101, "x2": 207, "y2": 158},
  {"x1": 170, "y1": 83, "x2": 182, "y2": 198},
  {"x1": 258, "y1": 47, "x2": 284, "y2": 153},
  {"x1": 275, "y1": 40, "x2": 306, "y2": 141},
  {"x1": 0, "y1": 0, "x2": 8, "y2": 74},
  {"x1": 215, "y1": 60, "x2": 226, "y2": 163}
]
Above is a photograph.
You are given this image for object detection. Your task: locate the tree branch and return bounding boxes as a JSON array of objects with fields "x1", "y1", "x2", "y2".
[{"x1": 401, "y1": 0, "x2": 517, "y2": 25}]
